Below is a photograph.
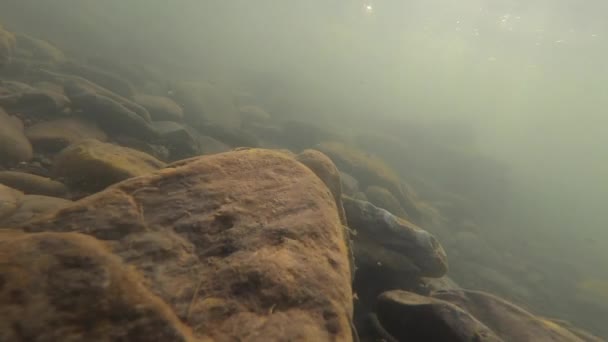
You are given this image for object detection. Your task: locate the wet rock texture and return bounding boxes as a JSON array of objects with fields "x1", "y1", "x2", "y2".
[
  {"x1": 25, "y1": 117, "x2": 107, "y2": 152},
  {"x1": 0, "y1": 107, "x2": 32, "y2": 163},
  {"x1": 343, "y1": 196, "x2": 447, "y2": 278},
  {"x1": 0, "y1": 18, "x2": 604, "y2": 341},
  {"x1": 0, "y1": 171, "x2": 68, "y2": 196},
  {"x1": 374, "y1": 289, "x2": 603, "y2": 342},
  {"x1": 11, "y1": 148, "x2": 354, "y2": 341},
  {"x1": 0, "y1": 231, "x2": 195, "y2": 342},
  {"x1": 52, "y1": 139, "x2": 166, "y2": 192}
]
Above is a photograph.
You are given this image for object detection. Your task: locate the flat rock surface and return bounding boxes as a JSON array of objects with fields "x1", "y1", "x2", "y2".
[{"x1": 18, "y1": 148, "x2": 354, "y2": 341}]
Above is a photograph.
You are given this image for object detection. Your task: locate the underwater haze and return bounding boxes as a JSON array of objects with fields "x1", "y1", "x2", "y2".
[{"x1": 1, "y1": 0, "x2": 607, "y2": 340}]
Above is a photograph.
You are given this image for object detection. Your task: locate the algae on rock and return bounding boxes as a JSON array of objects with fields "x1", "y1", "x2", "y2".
[{"x1": 52, "y1": 139, "x2": 166, "y2": 192}]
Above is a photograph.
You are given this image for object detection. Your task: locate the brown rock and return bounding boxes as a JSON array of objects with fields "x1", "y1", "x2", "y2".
[
  {"x1": 238, "y1": 105, "x2": 271, "y2": 124},
  {"x1": 0, "y1": 184, "x2": 22, "y2": 221},
  {"x1": 64, "y1": 81, "x2": 158, "y2": 140},
  {"x1": 60, "y1": 61, "x2": 136, "y2": 97},
  {"x1": 296, "y1": 149, "x2": 355, "y2": 281},
  {"x1": 171, "y1": 81, "x2": 240, "y2": 129},
  {"x1": 317, "y1": 141, "x2": 426, "y2": 223},
  {"x1": 0, "y1": 171, "x2": 68, "y2": 196},
  {"x1": 0, "y1": 231, "x2": 195, "y2": 341},
  {"x1": 1, "y1": 195, "x2": 72, "y2": 226},
  {"x1": 22, "y1": 148, "x2": 354, "y2": 341},
  {"x1": 296, "y1": 149, "x2": 346, "y2": 225},
  {"x1": 25, "y1": 117, "x2": 107, "y2": 152},
  {"x1": 0, "y1": 25, "x2": 15, "y2": 68},
  {"x1": 365, "y1": 185, "x2": 409, "y2": 219},
  {"x1": 34, "y1": 81, "x2": 65, "y2": 95},
  {"x1": 197, "y1": 135, "x2": 231, "y2": 155},
  {"x1": 375, "y1": 290, "x2": 501, "y2": 342},
  {"x1": 133, "y1": 94, "x2": 184, "y2": 121},
  {"x1": 343, "y1": 196, "x2": 447, "y2": 278},
  {"x1": 14, "y1": 33, "x2": 66, "y2": 64},
  {"x1": 38, "y1": 69, "x2": 152, "y2": 122},
  {"x1": 340, "y1": 172, "x2": 360, "y2": 197},
  {"x1": 0, "y1": 83, "x2": 70, "y2": 117},
  {"x1": 0, "y1": 107, "x2": 33, "y2": 164},
  {"x1": 432, "y1": 289, "x2": 601, "y2": 342},
  {"x1": 52, "y1": 139, "x2": 165, "y2": 192}
]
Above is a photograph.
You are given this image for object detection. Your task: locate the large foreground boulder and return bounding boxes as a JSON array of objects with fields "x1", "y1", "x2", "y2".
[
  {"x1": 0, "y1": 231, "x2": 195, "y2": 341},
  {"x1": 14, "y1": 148, "x2": 354, "y2": 341}
]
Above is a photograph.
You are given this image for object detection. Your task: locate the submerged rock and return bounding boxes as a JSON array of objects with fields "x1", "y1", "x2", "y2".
[
  {"x1": 0, "y1": 25, "x2": 15, "y2": 68},
  {"x1": 25, "y1": 117, "x2": 107, "y2": 152},
  {"x1": 296, "y1": 149, "x2": 347, "y2": 225},
  {"x1": 197, "y1": 122, "x2": 260, "y2": 148},
  {"x1": 0, "y1": 184, "x2": 22, "y2": 221},
  {"x1": 318, "y1": 141, "x2": 427, "y2": 223},
  {"x1": 0, "y1": 171, "x2": 68, "y2": 197},
  {"x1": 0, "y1": 107, "x2": 33, "y2": 164},
  {"x1": 171, "y1": 81, "x2": 240, "y2": 129},
  {"x1": 112, "y1": 136, "x2": 170, "y2": 162},
  {"x1": 0, "y1": 84, "x2": 70, "y2": 117},
  {"x1": 52, "y1": 139, "x2": 165, "y2": 192},
  {"x1": 196, "y1": 135, "x2": 231, "y2": 155},
  {"x1": 38, "y1": 69, "x2": 151, "y2": 122},
  {"x1": 432, "y1": 289, "x2": 601, "y2": 342},
  {"x1": 18, "y1": 148, "x2": 354, "y2": 341},
  {"x1": 64, "y1": 81, "x2": 158, "y2": 139},
  {"x1": 14, "y1": 33, "x2": 66, "y2": 64},
  {"x1": 343, "y1": 196, "x2": 447, "y2": 278},
  {"x1": 59, "y1": 61, "x2": 136, "y2": 97},
  {"x1": 340, "y1": 171, "x2": 360, "y2": 197},
  {"x1": 0, "y1": 231, "x2": 194, "y2": 341},
  {"x1": 375, "y1": 290, "x2": 501, "y2": 341},
  {"x1": 238, "y1": 104, "x2": 271, "y2": 124},
  {"x1": 365, "y1": 185, "x2": 409, "y2": 219},
  {"x1": 133, "y1": 94, "x2": 184, "y2": 121},
  {"x1": 0, "y1": 195, "x2": 72, "y2": 226},
  {"x1": 151, "y1": 121, "x2": 200, "y2": 161},
  {"x1": 281, "y1": 120, "x2": 340, "y2": 151},
  {"x1": 373, "y1": 288, "x2": 603, "y2": 341}
]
